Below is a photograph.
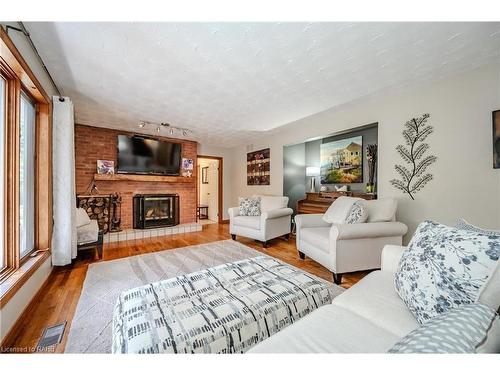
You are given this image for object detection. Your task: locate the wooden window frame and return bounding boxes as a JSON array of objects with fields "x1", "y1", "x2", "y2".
[{"x1": 0, "y1": 27, "x2": 52, "y2": 305}]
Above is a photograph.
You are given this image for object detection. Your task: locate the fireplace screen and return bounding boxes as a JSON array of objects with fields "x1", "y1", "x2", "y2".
[
  {"x1": 144, "y1": 197, "x2": 172, "y2": 221},
  {"x1": 133, "y1": 194, "x2": 179, "y2": 229}
]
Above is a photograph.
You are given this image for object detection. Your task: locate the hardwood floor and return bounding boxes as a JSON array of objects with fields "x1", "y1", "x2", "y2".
[{"x1": 3, "y1": 223, "x2": 369, "y2": 353}]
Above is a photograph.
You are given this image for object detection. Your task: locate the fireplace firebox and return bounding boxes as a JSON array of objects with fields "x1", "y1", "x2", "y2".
[{"x1": 133, "y1": 194, "x2": 180, "y2": 229}]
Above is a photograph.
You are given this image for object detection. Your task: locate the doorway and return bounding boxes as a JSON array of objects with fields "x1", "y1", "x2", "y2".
[{"x1": 197, "y1": 155, "x2": 223, "y2": 225}]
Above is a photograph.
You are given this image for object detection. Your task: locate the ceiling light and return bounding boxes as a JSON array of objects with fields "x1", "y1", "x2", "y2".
[{"x1": 138, "y1": 120, "x2": 192, "y2": 137}]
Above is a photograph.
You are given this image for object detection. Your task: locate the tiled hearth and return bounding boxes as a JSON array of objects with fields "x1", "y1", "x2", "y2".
[{"x1": 103, "y1": 222, "x2": 202, "y2": 243}]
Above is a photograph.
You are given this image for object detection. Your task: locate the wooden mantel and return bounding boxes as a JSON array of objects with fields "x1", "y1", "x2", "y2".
[{"x1": 93, "y1": 173, "x2": 195, "y2": 184}]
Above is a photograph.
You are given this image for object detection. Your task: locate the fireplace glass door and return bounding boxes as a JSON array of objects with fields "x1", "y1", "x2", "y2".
[{"x1": 133, "y1": 194, "x2": 179, "y2": 229}]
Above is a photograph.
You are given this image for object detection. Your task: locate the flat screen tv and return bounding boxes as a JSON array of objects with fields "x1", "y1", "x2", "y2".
[{"x1": 117, "y1": 135, "x2": 182, "y2": 175}]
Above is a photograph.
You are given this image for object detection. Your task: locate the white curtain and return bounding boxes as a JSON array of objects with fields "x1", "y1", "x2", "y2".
[{"x1": 51, "y1": 96, "x2": 77, "y2": 266}]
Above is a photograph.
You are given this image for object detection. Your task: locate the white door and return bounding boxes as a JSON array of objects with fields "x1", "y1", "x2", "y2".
[{"x1": 207, "y1": 161, "x2": 219, "y2": 222}]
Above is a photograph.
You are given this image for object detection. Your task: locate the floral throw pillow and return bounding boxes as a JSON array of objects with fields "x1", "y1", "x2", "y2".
[
  {"x1": 345, "y1": 201, "x2": 368, "y2": 224},
  {"x1": 394, "y1": 220, "x2": 500, "y2": 325},
  {"x1": 238, "y1": 197, "x2": 261, "y2": 216}
]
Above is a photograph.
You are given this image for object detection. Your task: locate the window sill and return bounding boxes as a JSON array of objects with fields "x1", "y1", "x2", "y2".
[{"x1": 0, "y1": 250, "x2": 51, "y2": 308}]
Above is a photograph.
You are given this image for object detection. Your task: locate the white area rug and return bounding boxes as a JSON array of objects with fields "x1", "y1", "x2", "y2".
[{"x1": 65, "y1": 240, "x2": 344, "y2": 353}]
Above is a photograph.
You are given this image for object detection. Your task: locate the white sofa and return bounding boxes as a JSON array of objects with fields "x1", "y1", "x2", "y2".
[
  {"x1": 249, "y1": 245, "x2": 500, "y2": 353},
  {"x1": 228, "y1": 195, "x2": 293, "y2": 247},
  {"x1": 296, "y1": 200, "x2": 408, "y2": 284}
]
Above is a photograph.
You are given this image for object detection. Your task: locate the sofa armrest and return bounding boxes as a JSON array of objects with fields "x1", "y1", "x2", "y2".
[
  {"x1": 228, "y1": 207, "x2": 240, "y2": 219},
  {"x1": 330, "y1": 221, "x2": 408, "y2": 241},
  {"x1": 262, "y1": 208, "x2": 293, "y2": 220},
  {"x1": 381, "y1": 245, "x2": 407, "y2": 273},
  {"x1": 294, "y1": 214, "x2": 330, "y2": 229}
]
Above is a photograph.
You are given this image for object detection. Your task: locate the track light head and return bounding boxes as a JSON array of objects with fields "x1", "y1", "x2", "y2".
[{"x1": 138, "y1": 120, "x2": 191, "y2": 137}]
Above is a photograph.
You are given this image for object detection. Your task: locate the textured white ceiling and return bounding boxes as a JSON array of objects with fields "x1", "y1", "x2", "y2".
[{"x1": 25, "y1": 22, "x2": 500, "y2": 146}]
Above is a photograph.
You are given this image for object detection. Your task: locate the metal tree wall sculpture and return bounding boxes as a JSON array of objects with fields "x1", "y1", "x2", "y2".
[{"x1": 390, "y1": 113, "x2": 437, "y2": 200}]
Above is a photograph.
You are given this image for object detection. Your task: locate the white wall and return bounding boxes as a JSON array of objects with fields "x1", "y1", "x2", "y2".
[
  {"x1": 229, "y1": 63, "x2": 500, "y2": 241},
  {"x1": 0, "y1": 23, "x2": 57, "y2": 343},
  {"x1": 198, "y1": 144, "x2": 233, "y2": 220}
]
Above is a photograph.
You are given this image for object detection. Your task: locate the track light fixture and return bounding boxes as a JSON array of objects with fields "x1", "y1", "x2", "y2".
[{"x1": 137, "y1": 121, "x2": 192, "y2": 137}]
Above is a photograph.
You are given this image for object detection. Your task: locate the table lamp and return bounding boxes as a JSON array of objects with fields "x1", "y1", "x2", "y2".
[{"x1": 306, "y1": 166, "x2": 320, "y2": 193}]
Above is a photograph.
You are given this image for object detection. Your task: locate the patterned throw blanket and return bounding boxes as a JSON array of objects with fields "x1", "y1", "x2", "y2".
[{"x1": 112, "y1": 256, "x2": 332, "y2": 353}]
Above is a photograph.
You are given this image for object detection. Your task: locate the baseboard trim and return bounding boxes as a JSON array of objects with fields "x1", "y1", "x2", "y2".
[{"x1": 0, "y1": 266, "x2": 54, "y2": 350}]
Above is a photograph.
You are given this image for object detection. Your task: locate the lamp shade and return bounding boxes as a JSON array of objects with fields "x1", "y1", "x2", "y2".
[{"x1": 306, "y1": 166, "x2": 320, "y2": 176}]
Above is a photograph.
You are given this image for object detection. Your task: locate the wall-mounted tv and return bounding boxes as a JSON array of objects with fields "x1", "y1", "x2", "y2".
[{"x1": 117, "y1": 135, "x2": 182, "y2": 175}]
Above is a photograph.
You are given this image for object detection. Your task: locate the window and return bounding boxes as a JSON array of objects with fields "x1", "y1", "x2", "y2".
[
  {"x1": 0, "y1": 76, "x2": 5, "y2": 270},
  {"x1": 0, "y1": 28, "x2": 51, "y2": 301},
  {"x1": 19, "y1": 93, "x2": 36, "y2": 258}
]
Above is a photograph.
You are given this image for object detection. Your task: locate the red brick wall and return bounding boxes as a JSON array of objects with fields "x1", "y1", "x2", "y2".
[{"x1": 75, "y1": 124, "x2": 198, "y2": 229}]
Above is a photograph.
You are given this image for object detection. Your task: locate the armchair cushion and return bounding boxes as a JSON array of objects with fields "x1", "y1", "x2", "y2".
[
  {"x1": 77, "y1": 219, "x2": 99, "y2": 245},
  {"x1": 365, "y1": 199, "x2": 397, "y2": 222},
  {"x1": 345, "y1": 200, "x2": 368, "y2": 224},
  {"x1": 76, "y1": 207, "x2": 91, "y2": 228},
  {"x1": 322, "y1": 196, "x2": 360, "y2": 224},
  {"x1": 257, "y1": 195, "x2": 289, "y2": 212},
  {"x1": 232, "y1": 215, "x2": 260, "y2": 230},
  {"x1": 300, "y1": 227, "x2": 330, "y2": 252},
  {"x1": 238, "y1": 196, "x2": 261, "y2": 216}
]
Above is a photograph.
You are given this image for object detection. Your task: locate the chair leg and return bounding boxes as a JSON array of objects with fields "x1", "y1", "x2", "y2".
[
  {"x1": 332, "y1": 272, "x2": 343, "y2": 285},
  {"x1": 298, "y1": 251, "x2": 305, "y2": 260},
  {"x1": 231, "y1": 234, "x2": 236, "y2": 240},
  {"x1": 284, "y1": 233, "x2": 290, "y2": 240},
  {"x1": 96, "y1": 232, "x2": 103, "y2": 259}
]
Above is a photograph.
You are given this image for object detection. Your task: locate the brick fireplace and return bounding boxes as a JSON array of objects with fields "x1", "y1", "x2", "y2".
[{"x1": 75, "y1": 124, "x2": 198, "y2": 230}]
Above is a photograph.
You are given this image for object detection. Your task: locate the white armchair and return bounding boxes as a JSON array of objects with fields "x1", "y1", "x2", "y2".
[
  {"x1": 295, "y1": 207, "x2": 408, "y2": 285},
  {"x1": 229, "y1": 195, "x2": 293, "y2": 247}
]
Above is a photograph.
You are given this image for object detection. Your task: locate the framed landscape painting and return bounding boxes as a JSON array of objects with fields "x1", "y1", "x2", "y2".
[
  {"x1": 320, "y1": 136, "x2": 363, "y2": 184},
  {"x1": 494, "y1": 110, "x2": 500, "y2": 169}
]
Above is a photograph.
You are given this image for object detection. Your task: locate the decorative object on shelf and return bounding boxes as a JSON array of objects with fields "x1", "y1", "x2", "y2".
[
  {"x1": 493, "y1": 110, "x2": 500, "y2": 169},
  {"x1": 366, "y1": 144, "x2": 377, "y2": 193},
  {"x1": 77, "y1": 194, "x2": 113, "y2": 233},
  {"x1": 335, "y1": 185, "x2": 348, "y2": 192},
  {"x1": 138, "y1": 120, "x2": 192, "y2": 137},
  {"x1": 181, "y1": 158, "x2": 194, "y2": 177},
  {"x1": 320, "y1": 185, "x2": 328, "y2": 192},
  {"x1": 109, "y1": 193, "x2": 122, "y2": 232},
  {"x1": 202, "y1": 166, "x2": 209, "y2": 184},
  {"x1": 320, "y1": 135, "x2": 363, "y2": 184},
  {"x1": 84, "y1": 177, "x2": 100, "y2": 195},
  {"x1": 247, "y1": 148, "x2": 270, "y2": 185},
  {"x1": 97, "y1": 160, "x2": 114, "y2": 174},
  {"x1": 306, "y1": 166, "x2": 320, "y2": 193},
  {"x1": 390, "y1": 113, "x2": 437, "y2": 200}
]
